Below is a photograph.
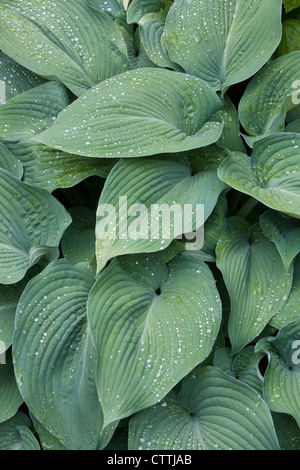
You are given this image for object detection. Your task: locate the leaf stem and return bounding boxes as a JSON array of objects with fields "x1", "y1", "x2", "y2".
[
  {"x1": 229, "y1": 190, "x2": 242, "y2": 215},
  {"x1": 237, "y1": 197, "x2": 260, "y2": 219}
]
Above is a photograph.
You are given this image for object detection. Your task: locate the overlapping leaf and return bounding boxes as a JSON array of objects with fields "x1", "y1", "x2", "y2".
[
  {"x1": 129, "y1": 366, "x2": 280, "y2": 450},
  {"x1": 6, "y1": 140, "x2": 114, "y2": 193},
  {"x1": 0, "y1": 142, "x2": 22, "y2": 179},
  {"x1": 115, "y1": 17, "x2": 158, "y2": 69},
  {"x1": 218, "y1": 134, "x2": 300, "y2": 219},
  {"x1": 86, "y1": 0, "x2": 123, "y2": 15},
  {"x1": 278, "y1": 20, "x2": 300, "y2": 57},
  {"x1": 216, "y1": 218, "x2": 293, "y2": 354},
  {"x1": 211, "y1": 95, "x2": 246, "y2": 152},
  {"x1": 260, "y1": 211, "x2": 300, "y2": 270},
  {"x1": 270, "y1": 257, "x2": 300, "y2": 329},
  {"x1": 287, "y1": 103, "x2": 300, "y2": 125},
  {"x1": 13, "y1": 260, "x2": 115, "y2": 450},
  {"x1": 36, "y1": 68, "x2": 223, "y2": 158},
  {"x1": 272, "y1": 413, "x2": 300, "y2": 450},
  {"x1": 0, "y1": 0, "x2": 130, "y2": 97},
  {"x1": 88, "y1": 252, "x2": 222, "y2": 426},
  {"x1": 239, "y1": 52, "x2": 300, "y2": 144},
  {"x1": 0, "y1": 412, "x2": 40, "y2": 450},
  {"x1": 232, "y1": 346, "x2": 264, "y2": 395},
  {"x1": 30, "y1": 416, "x2": 67, "y2": 450},
  {"x1": 283, "y1": 0, "x2": 300, "y2": 12},
  {"x1": 0, "y1": 266, "x2": 40, "y2": 351},
  {"x1": 127, "y1": 0, "x2": 172, "y2": 23},
  {"x1": 127, "y1": 0, "x2": 177, "y2": 69},
  {"x1": 0, "y1": 82, "x2": 70, "y2": 142},
  {"x1": 95, "y1": 148, "x2": 228, "y2": 271},
  {"x1": 256, "y1": 320, "x2": 300, "y2": 426},
  {"x1": 62, "y1": 207, "x2": 96, "y2": 266},
  {"x1": 0, "y1": 352, "x2": 23, "y2": 424},
  {"x1": 0, "y1": 0, "x2": 298, "y2": 452},
  {"x1": 213, "y1": 347, "x2": 234, "y2": 376},
  {"x1": 0, "y1": 169, "x2": 71, "y2": 284},
  {"x1": 0, "y1": 52, "x2": 46, "y2": 101},
  {"x1": 164, "y1": 0, "x2": 282, "y2": 91},
  {"x1": 197, "y1": 193, "x2": 228, "y2": 262},
  {"x1": 285, "y1": 120, "x2": 300, "y2": 133}
]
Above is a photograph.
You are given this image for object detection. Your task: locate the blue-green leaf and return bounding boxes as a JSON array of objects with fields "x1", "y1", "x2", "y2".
[
  {"x1": 36, "y1": 68, "x2": 223, "y2": 158},
  {"x1": 129, "y1": 366, "x2": 280, "y2": 450},
  {"x1": 216, "y1": 218, "x2": 293, "y2": 354},
  {"x1": 238, "y1": 52, "x2": 300, "y2": 144},
  {"x1": 0, "y1": 169, "x2": 71, "y2": 284},
  {"x1": 270, "y1": 257, "x2": 300, "y2": 329},
  {"x1": 13, "y1": 260, "x2": 115, "y2": 450},
  {"x1": 95, "y1": 149, "x2": 228, "y2": 271},
  {"x1": 88, "y1": 252, "x2": 222, "y2": 426},
  {"x1": 0, "y1": 81, "x2": 70, "y2": 142},
  {"x1": 164, "y1": 0, "x2": 282, "y2": 91},
  {"x1": 0, "y1": 351, "x2": 23, "y2": 424},
  {"x1": 0, "y1": 0, "x2": 130, "y2": 97},
  {"x1": 0, "y1": 412, "x2": 40, "y2": 450},
  {"x1": 5, "y1": 140, "x2": 114, "y2": 193},
  {"x1": 256, "y1": 320, "x2": 300, "y2": 426},
  {"x1": 62, "y1": 207, "x2": 96, "y2": 266},
  {"x1": 0, "y1": 142, "x2": 23, "y2": 179},
  {"x1": 218, "y1": 134, "x2": 300, "y2": 219}
]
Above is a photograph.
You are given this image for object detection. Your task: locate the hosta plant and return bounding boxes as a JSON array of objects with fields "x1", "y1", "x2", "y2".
[{"x1": 0, "y1": 0, "x2": 300, "y2": 451}]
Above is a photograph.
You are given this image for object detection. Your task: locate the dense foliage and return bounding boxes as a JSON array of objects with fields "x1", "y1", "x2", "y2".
[{"x1": 0, "y1": 0, "x2": 300, "y2": 451}]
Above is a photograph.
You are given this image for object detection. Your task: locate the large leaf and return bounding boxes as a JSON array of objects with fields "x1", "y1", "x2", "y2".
[
  {"x1": 35, "y1": 68, "x2": 223, "y2": 158},
  {"x1": 128, "y1": 366, "x2": 280, "y2": 450},
  {"x1": 0, "y1": 82, "x2": 70, "y2": 142},
  {"x1": 260, "y1": 211, "x2": 300, "y2": 270},
  {"x1": 255, "y1": 320, "x2": 300, "y2": 426},
  {"x1": 95, "y1": 149, "x2": 228, "y2": 271},
  {"x1": 216, "y1": 218, "x2": 293, "y2": 354},
  {"x1": 270, "y1": 257, "x2": 300, "y2": 329},
  {"x1": 5, "y1": 140, "x2": 114, "y2": 193},
  {"x1": 13, "y1": 260, "x2": 115, "y2": 450},
  {"x1": 0, "y1": 169, "x2": 71, "y2": 284},
  {"x1": 218, "y1": 133, "x2": 300, "y2": 219},
  {"x1": 238, "y1": 52, "x2": 300, "y2": 144},
  {"x1": 88, "y1": 252, "x2": 222, "y2": 426},
  {"x1": 0, "y1": 52, "x2": 46, "y2": 101},
  {"x1": 0, "y1": 0, "x2": 130, "y2": 97},
  {"x1": 163, "y1": 0, "x2": 282, "y2": 91},
  {"x1": 0, "y1": 351, "x2": 23, "y2": 424},
  {"x1": 0, "y1": 412, "x2": 40, "y2": 450}
]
